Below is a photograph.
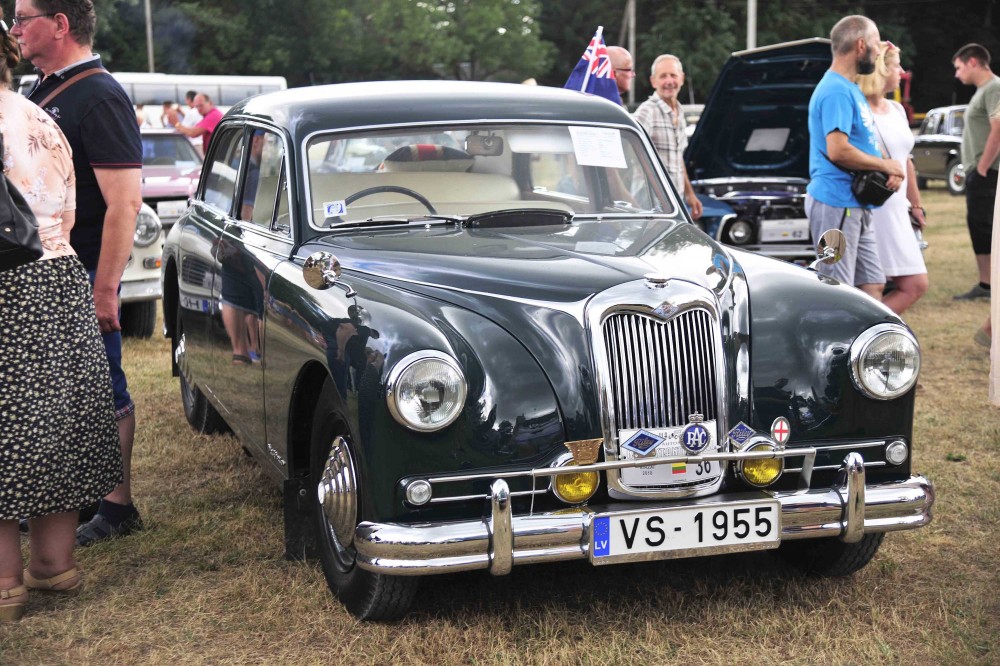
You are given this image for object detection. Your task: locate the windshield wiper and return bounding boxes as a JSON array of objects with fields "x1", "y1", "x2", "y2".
[
  {"x1": 324, "y1": 214, "x2": 464, "y2": 229},
  {"x1": 464, "y1": 208, "x2": 573, "y2": 229}
]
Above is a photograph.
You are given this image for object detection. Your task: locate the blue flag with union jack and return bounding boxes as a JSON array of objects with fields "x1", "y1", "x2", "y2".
[{"x1": 563, "y1": 26, "x2": 622, "y2": 106}]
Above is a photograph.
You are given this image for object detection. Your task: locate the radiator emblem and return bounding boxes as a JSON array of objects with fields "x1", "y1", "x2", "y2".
[
  {"x1": 681, "y1": 413, "x2": 712, "y2": 454},
  {"x1": 621, "y1": 429, "x2": 663, "y2": 456}
]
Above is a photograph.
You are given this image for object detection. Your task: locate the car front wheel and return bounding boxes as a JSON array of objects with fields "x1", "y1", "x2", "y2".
[
  {"x1": 120, "y1": 300, "x2": 156, "y2": 338},
  {"x1": 311, "y1": 380, "x2": 419, "y2": 620},
  {"x1": 947, "y1": 160, "x2": 966, "y2": 196},
  {"x1": 776, "y1": 532, "x2": 884, "y2": 577}
]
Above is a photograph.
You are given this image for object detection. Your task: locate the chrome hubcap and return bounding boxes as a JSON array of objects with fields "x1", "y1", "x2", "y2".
[{"x1": 317, "y1": 436, "x2": 357, "y2": 549}]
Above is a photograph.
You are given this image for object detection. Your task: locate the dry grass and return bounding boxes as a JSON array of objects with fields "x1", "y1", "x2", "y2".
[{"x1": 1, "y1": 188, "x2": 998, "y2": 665}]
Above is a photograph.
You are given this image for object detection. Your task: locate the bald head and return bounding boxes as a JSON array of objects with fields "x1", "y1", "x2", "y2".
[{"x1": 607, "y1": 46, "x2": 634, "y2": 96}]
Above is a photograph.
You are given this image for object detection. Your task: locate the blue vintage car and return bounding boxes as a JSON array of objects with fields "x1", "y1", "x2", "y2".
[
  {"x1": 162, "y1": 81, "x2": 933, "y2": 620},
  {"x1": 686, "y1": 39, "x2": 832, "y2": 263}
]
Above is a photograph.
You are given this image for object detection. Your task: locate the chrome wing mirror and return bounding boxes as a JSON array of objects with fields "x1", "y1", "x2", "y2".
[
  {"x1": 809, "y1": 229, "x2": 846, "y2": 271},
  {"x1": 304, "y1": 251, "x2": 342, "y2": 290}
]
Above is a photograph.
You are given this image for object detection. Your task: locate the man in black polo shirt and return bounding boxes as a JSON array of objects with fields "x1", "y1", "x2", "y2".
[{"x1": 13, "y1": 0, "x2": 144, "y2": 545}]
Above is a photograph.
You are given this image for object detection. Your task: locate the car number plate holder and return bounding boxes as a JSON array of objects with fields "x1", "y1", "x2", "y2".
[
  {"x1": 760, "y1": 217, "x2": 809, "y2": 242},
  {"x1": 590, "y1": 499, "x2": 780, "y2": 565}
]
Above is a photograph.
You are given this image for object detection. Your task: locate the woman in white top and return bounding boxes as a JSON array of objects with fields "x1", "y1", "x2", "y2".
[{"x1": 858, "y1": 42, "x2": 929, "y2": 315}]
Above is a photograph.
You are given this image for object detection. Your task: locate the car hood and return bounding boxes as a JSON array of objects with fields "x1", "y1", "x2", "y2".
[
  {"x1": 686, "y1": 39, "x2": 831, "y2": 182},
  {"x1": 141, "y1": 165, "x2": 201, "y2": 198},
  {"x1": 312, "y1": 219, "x2": 734, "y2": 309}
]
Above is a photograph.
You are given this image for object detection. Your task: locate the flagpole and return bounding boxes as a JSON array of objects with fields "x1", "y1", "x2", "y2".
[{"x1": 579, "y1": 26, "x2": 604, "y2": 93}]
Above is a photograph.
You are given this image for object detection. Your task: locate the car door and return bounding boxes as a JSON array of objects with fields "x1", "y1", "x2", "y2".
[
  {"x1": 215, "y1": 126, "x2": 294, "y2": 459},
  {"x1": 913, "y1": 111, "x2": 948, "y2": 178},
  {"x1": 175, "y1": 125, "x2": 245, "y2": 411}
]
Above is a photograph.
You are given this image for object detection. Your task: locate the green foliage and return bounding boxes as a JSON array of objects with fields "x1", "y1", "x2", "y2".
[{"x1": 27, "y1": 0, "x2": 996, "y2": 113}]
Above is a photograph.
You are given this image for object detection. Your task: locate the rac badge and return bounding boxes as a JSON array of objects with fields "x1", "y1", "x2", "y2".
[{"x1": 681, "y1": 413, "x2": 712, "y2": 454}]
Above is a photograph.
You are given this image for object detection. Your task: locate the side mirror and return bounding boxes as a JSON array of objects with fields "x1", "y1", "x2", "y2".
[
  {"x1": 303, "y1": 251, "x2": 342, "y2": 290},
  {"x1": 809, "y1": 229, "x2": 846, "y2": 271}
]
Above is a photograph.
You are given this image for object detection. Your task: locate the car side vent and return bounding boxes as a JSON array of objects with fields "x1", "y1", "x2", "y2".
[{"x1": 601, "y1": 308, "x2": 719, "y2": 430}]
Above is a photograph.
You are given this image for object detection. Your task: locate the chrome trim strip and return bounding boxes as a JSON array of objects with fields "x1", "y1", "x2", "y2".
[
  {"x1": 786, "y1": 461, "x2": 885, "y2": 473},
  {"x1": 428, "y1": 489, "x2": 546, "y2": 505},
  {"x1": 426, "y1": 447, "x2": 816, "y2": 485},
  {"x1": 355, "y1": 468, "x2": 933, "y2": 576}
]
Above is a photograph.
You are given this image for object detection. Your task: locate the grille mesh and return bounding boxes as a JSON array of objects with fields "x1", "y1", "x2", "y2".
[{"x1": 602, "y1": 309, "x2": 719, "y2": 431}]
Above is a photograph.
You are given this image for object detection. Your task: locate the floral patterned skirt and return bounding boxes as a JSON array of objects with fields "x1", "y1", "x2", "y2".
[{"x1": 0, "y1": 255, "x2": 123, "y2": 519}]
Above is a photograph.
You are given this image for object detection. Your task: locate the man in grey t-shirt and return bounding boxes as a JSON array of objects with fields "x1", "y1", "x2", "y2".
[{"x1": 952, "y1": 43, "x2": 1000, "y2": 300}]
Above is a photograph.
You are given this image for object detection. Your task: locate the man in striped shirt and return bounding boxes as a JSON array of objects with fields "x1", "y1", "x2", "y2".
[{"x1": 633, "y1": 54, "x2": 703, "y2": 219}]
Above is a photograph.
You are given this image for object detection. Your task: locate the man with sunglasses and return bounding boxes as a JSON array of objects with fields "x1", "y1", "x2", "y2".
[
  {"x1": 12, "y1": 0, "x2": 144, "y2": 546},
  {"x1": 607, "y1": 46, "x2": 634, "y2": 103}
]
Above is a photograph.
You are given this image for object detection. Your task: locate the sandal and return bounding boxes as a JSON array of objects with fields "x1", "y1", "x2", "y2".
[
  {"x1": 232, "y1": 354, "x2": 252, "y2": 365},
  {"x1": 24, "y1": 567, "x2": 82, "y2": 596},
  {"x1": 0, "y1": 585, "x2": 28, "y2": 622}
]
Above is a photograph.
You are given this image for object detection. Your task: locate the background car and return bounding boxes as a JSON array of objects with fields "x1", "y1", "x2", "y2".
[
  {"x1": 912, "y1": 104, "x2": 966, "y2": 195},
  {"x1": 119, "y1": 202, "x2": 163, "y2": 338},
  {"x1": 162, "y1": 81, "x2": 932, "y2": 620},
  {"x1": 683, "y1": 103, "x2": 704, "y2": 138},
  {"x1": 141, "y1": 128, "x2": 203, "y2": 228},
  {"x1": 685, "y1": 39, "x2": 831, "y2": 263}
]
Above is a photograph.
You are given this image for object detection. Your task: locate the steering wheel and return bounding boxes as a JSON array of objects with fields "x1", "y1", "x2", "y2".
[{"x1": 344, "y1": 186, "x2": 437, "y2": 215}]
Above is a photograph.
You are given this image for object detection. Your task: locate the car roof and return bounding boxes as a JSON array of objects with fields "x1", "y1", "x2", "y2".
[
  {"x1": 925, "y1": 105, "x2": 967, "y2": 113},
  {"x1": 224, "y1": 80, "x2": 636, "y2": 138},
  {"x1": 731, "y1": 37, "x2": 831, "y2": 58}
]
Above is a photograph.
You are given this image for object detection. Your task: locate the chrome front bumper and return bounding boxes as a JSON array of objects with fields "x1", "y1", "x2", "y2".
[{"x1": 355, "y1": 453, "x2": 934, "y2": 576}]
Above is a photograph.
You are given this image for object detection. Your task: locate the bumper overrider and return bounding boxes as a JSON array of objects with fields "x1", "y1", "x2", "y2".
[{"x1": 354, "y1": 450, "x2": 934, "y2": 576}]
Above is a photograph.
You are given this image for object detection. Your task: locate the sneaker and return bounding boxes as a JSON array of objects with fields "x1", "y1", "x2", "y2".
[
  {"x1": 953, "y1": 284, "x2": 991, "y2": 300},
  {"x1": 75, "y1": 511, "x2": 144, "y2": 547}
]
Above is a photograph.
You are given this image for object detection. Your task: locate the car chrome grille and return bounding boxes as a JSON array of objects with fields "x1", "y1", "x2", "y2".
[
  {"x1": 602, "y1": 308, "x2": 719, "y2": 431},
  {"x1": 181, "y1": 256, "x2": 212, "y2": 289}
]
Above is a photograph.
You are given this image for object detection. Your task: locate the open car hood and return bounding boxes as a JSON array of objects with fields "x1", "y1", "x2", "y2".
[{"x1": 685, "y1": 39, "x2": 831, "y2": 182}]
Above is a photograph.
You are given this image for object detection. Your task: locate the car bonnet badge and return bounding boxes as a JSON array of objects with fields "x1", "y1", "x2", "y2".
[
  {"x1": 681, "y1": 413, "x2": 711, "y2": 454},
  {"x1": 621, "y1": 430, "x2": 664, "y2": 456},
  {"x1": 727, "y1": 421, "x2": 755, "y2": 446},
  {"x1": 770, "y1": 416, "x2": 791, "y2": 445}
]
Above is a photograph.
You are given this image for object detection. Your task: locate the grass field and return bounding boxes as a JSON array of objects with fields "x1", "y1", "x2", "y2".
[{"x1": 1, "y1": 188, "x2": 998, "y2": 665}]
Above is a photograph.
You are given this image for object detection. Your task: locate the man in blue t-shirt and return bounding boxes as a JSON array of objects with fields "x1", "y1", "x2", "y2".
[{"x1": 806, "y1": 15, "x2": 904, "y2": 297}]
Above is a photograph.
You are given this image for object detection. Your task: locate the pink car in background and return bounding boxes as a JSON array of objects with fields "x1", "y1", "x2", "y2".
[{"x1": 120, "y1": 129, "x2": 203, "y2": 337}]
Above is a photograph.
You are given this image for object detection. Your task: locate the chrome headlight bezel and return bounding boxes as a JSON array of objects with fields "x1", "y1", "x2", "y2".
[
  {"x1": 850, "y1": 323, "x2": 920, "y2": 400},
  {"x1": 385, "y1": 350, "x2": 467, "y2": 432},
  {"x1": 134, "y1": 207, "x2": 163, "y2": 248}
]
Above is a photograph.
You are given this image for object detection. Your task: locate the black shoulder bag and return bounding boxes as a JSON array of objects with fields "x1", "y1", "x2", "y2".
[
  {"x1": 822, "y1": 119, "x2": 895, "y2": 207},
  {"x1": 0, "y1": 135, "x2": 43, "y2": 272}
]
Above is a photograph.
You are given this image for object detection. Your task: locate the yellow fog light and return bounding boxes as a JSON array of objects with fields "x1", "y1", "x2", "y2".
[
  {"x1": 552, "y1": 464, "x2": 599, "y2": 505},
  {"x1": 737, "y1": 438, "x2": 783, "y2": 488}
]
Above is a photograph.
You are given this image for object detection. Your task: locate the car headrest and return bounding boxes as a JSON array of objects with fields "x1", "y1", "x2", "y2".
[{"x1": 379, "y1": 144, "x2": 474, "y2": 173}]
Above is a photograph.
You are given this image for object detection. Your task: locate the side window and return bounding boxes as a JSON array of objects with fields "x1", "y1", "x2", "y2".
[
  {"x1": 272, "y1": 168, "x2": 290, "y2": 235},
  {"x1": 201, "y1": 128, "x2": 245, "y2": 214},
  {"x1": 239, "y1": 129, "x2": 286, "y2": 230}
]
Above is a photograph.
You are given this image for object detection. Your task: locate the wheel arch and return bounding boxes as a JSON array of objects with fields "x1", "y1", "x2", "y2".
[
  {"x1": 287, "y1": 361, "x2": 349, "y2": 480},
  {"x1": 163, "y1": 256, "x2": 180, "y2": 376}
]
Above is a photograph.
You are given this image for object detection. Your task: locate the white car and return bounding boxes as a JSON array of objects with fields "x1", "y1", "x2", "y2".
[{"x1": 119, "y1": 202, "x2": 163, "y2": 338}]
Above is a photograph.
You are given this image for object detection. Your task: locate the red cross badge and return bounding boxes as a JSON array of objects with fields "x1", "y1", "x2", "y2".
[{"x1": 770, "y1": 417, "x2": 791, "y2": 445}]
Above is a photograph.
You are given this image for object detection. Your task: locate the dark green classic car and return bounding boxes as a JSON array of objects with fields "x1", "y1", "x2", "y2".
[{"x1": 161, "y1": 81, "x2": 934, "y2": 620}]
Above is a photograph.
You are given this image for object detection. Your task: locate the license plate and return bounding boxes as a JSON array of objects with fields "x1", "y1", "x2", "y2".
[
  {"x1": 591, "y1": 500, "x2": 780, "y2": 563},
  {"x1": 618, "y1": 424, "x2": 720, "y2": 486},
  {"x1": 760, "y1": 217, "x2": 809, "y2": 242},
  {"x1": 156, "y1": 199, "x2": 188, "y2": 218}
]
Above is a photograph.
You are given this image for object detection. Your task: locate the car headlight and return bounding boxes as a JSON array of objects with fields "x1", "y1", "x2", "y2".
[
  {"x1": 386, "y1": 351, "x2": 467, "y2": 432},
  {"x1": 134, "y1": 208, "x2": 162, "y2": 248},
  {"x1": 850, "y1": 324, "x2": 920, "y2": 400}
]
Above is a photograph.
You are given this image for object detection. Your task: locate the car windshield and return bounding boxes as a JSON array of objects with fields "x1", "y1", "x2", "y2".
[
  {"x1": 142, "y1": 134, "x2": 203, "y2": 168},
  {"x1": 305, "y1": 123, "x2": 675, "y2": 228}
]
